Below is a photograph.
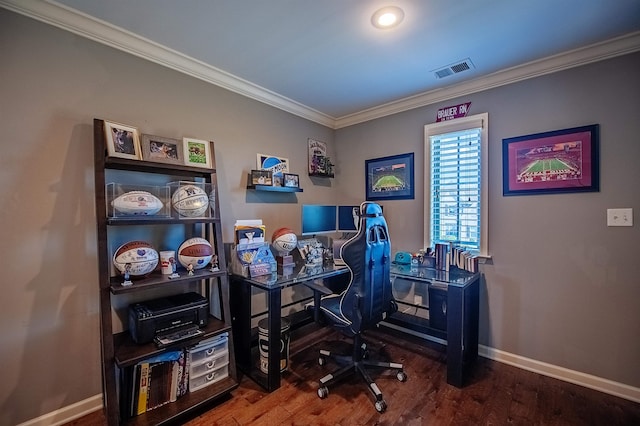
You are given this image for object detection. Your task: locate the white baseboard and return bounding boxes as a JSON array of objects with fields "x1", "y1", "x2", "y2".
[
  {"x1": 479, "y1": 345, "x2": 640, "y2": 403},
  {"x1": 19, "y1": 345, "x2": 640, "y2": 425},
  {"x1": 17, "y1": 394, "x2": 103, "y2": 426}
]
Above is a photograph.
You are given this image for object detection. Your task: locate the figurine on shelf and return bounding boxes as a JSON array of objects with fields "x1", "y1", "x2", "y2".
[
  {"x1": 210, "y1": 254, "x2": 219, "y2": 272},
  {"x1": 187, "y1": 262, "x2": 194, "y2": 276},
  {"x1": 169, "y1": 257, "x2": 180, "y2": 279},
  {"x1": 122, "y1": 263, "x2": 133, "y2": 286}
]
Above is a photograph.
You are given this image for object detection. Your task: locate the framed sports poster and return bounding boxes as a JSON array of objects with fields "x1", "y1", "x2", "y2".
[
  {"x1": 366, "y1": 152, "x2": 415, "y2": 201},
  {"x1": 502, "y1": 124, "x2": 599, "y2": 196}
]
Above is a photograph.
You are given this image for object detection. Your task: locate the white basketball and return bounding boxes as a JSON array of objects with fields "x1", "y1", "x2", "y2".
[
  {"x1": 178, "y1": 237, "x2": 213, "y2": 269},
  {"x1": 171, "y1": 185, "x2": 209, "y2": 217},
  {"x1": 271, "y1": 227, "x2": 297, "y2": 254},
  {"x1": 113, "y1": 241, "x2": 159, "y2": 276},
  {"x1": 111, "y1": 191, "x2": 163, "y2": 215}
]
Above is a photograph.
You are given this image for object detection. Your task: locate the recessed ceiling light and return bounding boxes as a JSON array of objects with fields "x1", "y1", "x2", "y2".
[{"x1": 371, "y1": 6, "x2": 405, "y2": 29}]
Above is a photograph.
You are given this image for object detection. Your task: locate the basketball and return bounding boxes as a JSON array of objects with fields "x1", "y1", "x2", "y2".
[
  {"x1": 178, "y1": 237, "x2": 213, "y2": 269},
  {"x1": 111, "y1": 190, "x2": 163, "y2": 216},
  {"x1": 113, "y1": 241, "x2": 159, "y2": 276},
  {"x1": 171, "y1": 184, "x2": 209, "y2": 217},
  {"x1": 271, "y1": 227, "x2": 297, "y2": 254}
]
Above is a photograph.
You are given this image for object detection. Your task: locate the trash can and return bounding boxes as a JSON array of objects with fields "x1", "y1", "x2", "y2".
[{"x1": 258, "y1": 317, "x2": 291, "y2": 374}]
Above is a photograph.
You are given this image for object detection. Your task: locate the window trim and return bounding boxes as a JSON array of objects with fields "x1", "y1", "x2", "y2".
[{"x1": 424, "y1": 113, "x2": 489, "y2": 257}]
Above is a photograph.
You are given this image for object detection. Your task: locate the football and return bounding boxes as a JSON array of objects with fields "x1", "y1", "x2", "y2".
[
  {"x1": 111, "y1": 191, "x2": 163, "y2": 216},
  {"x1": 171, "y1": 184, "x2": 209, "y2": 217},
  {"x1": 112, "y1": 241, "x2": 159, "y2": 276},
  {"x1": 178, "y1": 237, "x2": 213, "y2": 269},
  {"x1": 271, "y1": 227, "x2": 297, "y2": 254}
]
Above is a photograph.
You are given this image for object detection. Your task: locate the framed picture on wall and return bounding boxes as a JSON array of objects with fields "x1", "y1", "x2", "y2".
[
  {"x1": 104, "y1": 120, "x2": 142, "y2": 160},
  {"x1": 183, "y1": 137, "x2": 212, "y2": 168},
  {"x1": 365, "y1": 152, "x2": 415, "y2": 201},
  {"x1": 502, "y1": 124, "x2": 600, "y2": 196},
  {"x1": 251, "y1": 169, "x2": 273, "y2": 186}
]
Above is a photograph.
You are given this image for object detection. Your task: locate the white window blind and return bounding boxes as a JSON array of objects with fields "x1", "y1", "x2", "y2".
[{"x1": 424, "y1": 113, "x2": 488, "y2": 256}]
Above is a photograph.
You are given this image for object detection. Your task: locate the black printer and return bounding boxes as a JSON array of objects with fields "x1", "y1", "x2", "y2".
[{"x1": 128, "y1": 292, "x2": 208, "y2": 344}]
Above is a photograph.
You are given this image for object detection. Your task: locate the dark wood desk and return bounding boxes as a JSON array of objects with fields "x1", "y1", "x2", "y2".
[
  {"x1": 385, "y1": 264, "x2": 480, "y2": 388},
  {"x1": 231, "y1": 263, "x2": 480, "y2": 391},
  {"x1": 230, "y1": 264, "x2": 349, "y2": 392}
]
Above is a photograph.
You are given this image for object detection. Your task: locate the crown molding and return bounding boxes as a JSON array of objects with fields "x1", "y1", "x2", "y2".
[
  {"x1": 335, "y1": 31, "x2": 640, "y2": 128},
  {"x1": 2, "y1": 1, "x2": 639, "y2": 130},
  {"x1": 0, "y1": 0, "x2": 336, "y2": 128}
]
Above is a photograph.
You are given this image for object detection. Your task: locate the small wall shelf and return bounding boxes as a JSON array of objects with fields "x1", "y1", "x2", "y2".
[
  {"x1": 247, "y1": 184, "x2": 303, "y2": 193},
  {"x1": 308, "y1": 172, "x2": 334, "y2": 178}
]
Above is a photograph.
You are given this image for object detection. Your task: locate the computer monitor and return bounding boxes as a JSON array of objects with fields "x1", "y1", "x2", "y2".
[
  {"x1": 337, "y1": 205, "x2": 360, "y2": 233},
  {"x1": 301, "y1": 204, "x2": 337, "y2": 236}
]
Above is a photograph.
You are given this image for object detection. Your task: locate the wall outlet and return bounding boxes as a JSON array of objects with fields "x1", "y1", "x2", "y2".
[{"x1": 607, "y1": 208, "x2": 633, "y2": 227}]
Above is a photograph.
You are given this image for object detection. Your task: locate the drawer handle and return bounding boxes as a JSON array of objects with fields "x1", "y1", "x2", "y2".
[
  {"x1": 206, "y1": 360, "x2": 215, "y2": 369},
  {"x1": 206, "y1": 372, "x2": 217, "y2": 381},
  {"x1": 206, "y1": 348, "x2": 215, "y2": 356}
]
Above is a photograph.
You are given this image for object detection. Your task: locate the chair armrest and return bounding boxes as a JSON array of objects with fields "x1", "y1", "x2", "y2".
[
  {"x1": 303, "y1": 280, "x2": 335, "y2": 324},
  {"x1": 303, "y1": 281, "x2": 334, "y2": 296}
]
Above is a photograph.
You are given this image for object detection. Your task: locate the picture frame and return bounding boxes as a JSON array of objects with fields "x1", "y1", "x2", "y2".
[
  {"x1": 141, "y1": 134, "x2": 183, "y2": 165},
  {"x1": 366, "y1": 152, "x2": 415, "y2": 201},
  {"x1": 308, "y1": 138, "x2": 333, "y2": 176},
  {"x1": 251, "y1": 169, "x2": 273, "y2": 186},
  {"x1": 104, "y1": 120, "x2": 142, "y2": 160},
  {"x1": 502, "y1": 124, "x2": 599, "y2": 196},
  {"x1": 256, "y1": 153, "x2": 289, "y2": 178},
  {"x1": 283, "y1": 173, "x2": 300, "y2": 188},
  {"x1": 183, "y1": 137, "x2": 212, "y2": 168}
]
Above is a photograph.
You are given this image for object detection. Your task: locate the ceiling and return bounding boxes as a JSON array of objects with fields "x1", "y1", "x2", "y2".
[{"x1": 3, "y1": 0, "x2": 640, "y2": 128}]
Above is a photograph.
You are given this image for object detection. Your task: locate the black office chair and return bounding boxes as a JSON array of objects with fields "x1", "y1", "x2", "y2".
[{"x1": 314, "y1": 201, "x2": 406, "y2": 413}]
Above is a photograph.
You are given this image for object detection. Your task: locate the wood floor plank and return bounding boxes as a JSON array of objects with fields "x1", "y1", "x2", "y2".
[{"x1": 64, "y1": 327, "x2": 640, "y2": 426}]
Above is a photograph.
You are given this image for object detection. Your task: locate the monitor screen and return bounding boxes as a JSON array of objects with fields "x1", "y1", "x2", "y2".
[
  {"x1": 301, "y1": 204, "x2": 337, "y2": 235},
  {"x1": 337, "y1": 205, "x2": 360, "y2": 232}
]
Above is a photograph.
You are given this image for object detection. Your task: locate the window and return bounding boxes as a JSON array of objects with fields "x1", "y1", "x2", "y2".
[{"x1": 424, "y1": 113, "x2": 488, "y2": 257}]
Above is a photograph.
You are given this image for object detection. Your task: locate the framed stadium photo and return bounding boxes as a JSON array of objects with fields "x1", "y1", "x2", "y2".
[
  {"x1": 183, "y1": 138, "x2": 212, "y2": 168},
  {"x1": 366, "y1": 152, "x2": 414, "y2": 201},
  {"x1": 502, "y1": 124, "x2": 599, "y2": 196},
  {"x1": 104, "y1": 120, "x2": 142, "y2": 160},
  {"x1": 141, "y1": 134, "x2": 183, "y2": 165}
]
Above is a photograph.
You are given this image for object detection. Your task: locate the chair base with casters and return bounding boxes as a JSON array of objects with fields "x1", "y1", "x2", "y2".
[{"x1": 315, "y1": 331, "x2": 407, "y2": 413}]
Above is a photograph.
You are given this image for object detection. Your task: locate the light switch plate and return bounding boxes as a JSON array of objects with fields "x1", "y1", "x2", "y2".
[{"x1": 607, "y1": 208, "x2": 633, "y2": 227}]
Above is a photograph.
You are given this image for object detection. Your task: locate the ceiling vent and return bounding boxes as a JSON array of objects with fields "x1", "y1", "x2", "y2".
[{"x1": 433, "y1": 58, "x2": 475, "y2": 79}]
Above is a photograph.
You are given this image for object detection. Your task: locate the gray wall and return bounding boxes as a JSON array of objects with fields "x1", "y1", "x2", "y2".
[
  {"x1": 336, "y1": 52, "x2": 640, "y2": 388},
  {"x1": 1, "y1": 7, "x2": 639, "y2": 425}
]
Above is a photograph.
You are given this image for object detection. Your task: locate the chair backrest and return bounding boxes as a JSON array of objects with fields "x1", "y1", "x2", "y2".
[{"x1": 339, "y1": 201, "x2": 394, "y2": 334}]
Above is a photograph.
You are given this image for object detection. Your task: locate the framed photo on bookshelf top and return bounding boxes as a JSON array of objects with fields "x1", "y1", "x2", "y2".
[
  {"x1": 283, "y1": 173, "x2": 300, "y2": 188},
  {"x1": 251, "y1": 169, "x2": 273, "y2": 186},
  {"x1": 104, "y1": 120, "x2": 142, "y2": 160},
  {"x1": 366, "y1": 152, "x2": 414, "y2": 201},
  {"x1": 141, "y1": 134, "x2": 183, "y2": 165},
  {"x1": 183, "y1": 138, "x2": 212, "y2": 168},
  {"x1": 502, "y1": 124, "x2": 599, "y2": 196}
]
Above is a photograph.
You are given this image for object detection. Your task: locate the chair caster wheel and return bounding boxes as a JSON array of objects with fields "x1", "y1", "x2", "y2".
[
  {"x1": 318, "y1": 357, "x2": 326, "y2": 366},
  {"x1": 317, "y1": 386, "x2": 329, "y2": 399},
  {"x1": 397, "y1": 371, "x2": 407, "y2": 382},
  {"x1": 374, "y1": 399, "x2": 387, "y2": 413}
]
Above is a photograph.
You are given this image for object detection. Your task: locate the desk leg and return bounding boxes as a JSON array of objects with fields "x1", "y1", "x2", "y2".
[
  {"x1": 446, "y1": 285, "x2": 464, "y2": 387},
  {"x1": 231, "y1": 277, "x2": 252, "y2": 371},
  {"x1": 266, "y1": 287, "x2": 282, "y2": 392}
]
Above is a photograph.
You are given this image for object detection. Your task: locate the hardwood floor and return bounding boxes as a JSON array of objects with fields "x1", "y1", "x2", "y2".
[{"x1": 65, "y1": 326, "x2": 640, "y2": 425}]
